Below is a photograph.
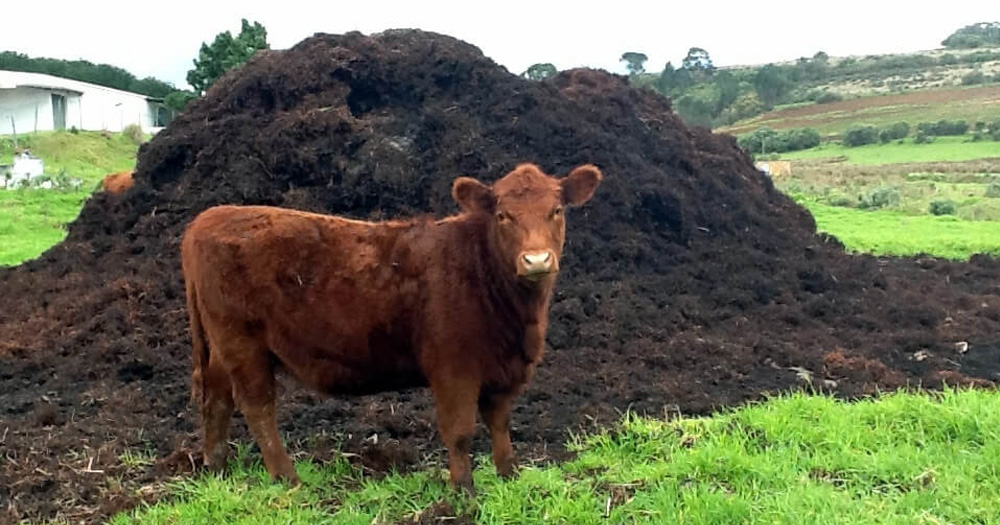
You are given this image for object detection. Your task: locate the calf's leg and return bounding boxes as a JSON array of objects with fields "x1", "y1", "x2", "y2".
[
  {"x1": 200, "y1": 357, "x2": 235, "y2": 471},
  {"x1": 431, "y1": 378, "x2": 480, "y2": 496},
  {"x1": 222, "y1": 340, "x2": 298, "y2": 484},
  {"x1": 479, "y1": 392, "x2": 517, "y2": 478}
]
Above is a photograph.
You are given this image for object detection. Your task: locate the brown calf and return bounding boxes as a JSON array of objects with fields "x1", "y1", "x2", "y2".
[
  {"x1": 101, "y1": 170, "x2": 134, "y2": 194},
  {"x1": 180, "y1": 163, "x2": 602, "y2": 494}
]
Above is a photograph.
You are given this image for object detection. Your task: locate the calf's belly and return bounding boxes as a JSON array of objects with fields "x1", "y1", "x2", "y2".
[{"x1": 267, "y1": 325, "x2": 428, "y2": 396}]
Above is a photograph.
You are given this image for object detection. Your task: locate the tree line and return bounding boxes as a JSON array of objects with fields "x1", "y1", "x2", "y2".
[{"x1": 1, "y1": 19, "x2": 269, "y2": 114}]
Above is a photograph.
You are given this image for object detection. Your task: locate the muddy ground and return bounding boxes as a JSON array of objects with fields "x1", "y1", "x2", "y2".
[{"x1": 2, "y1": 30, "x2": 1000, "y2": 523}]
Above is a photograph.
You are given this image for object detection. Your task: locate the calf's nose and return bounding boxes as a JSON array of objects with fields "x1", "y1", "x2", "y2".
[{"x1": 520, "y1": 251, "x2": 554, "y2": 274}]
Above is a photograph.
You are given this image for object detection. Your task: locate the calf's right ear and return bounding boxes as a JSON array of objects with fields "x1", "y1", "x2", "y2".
[{"x1": 452, "y1": 177, "x2": 495, "y2": 213}]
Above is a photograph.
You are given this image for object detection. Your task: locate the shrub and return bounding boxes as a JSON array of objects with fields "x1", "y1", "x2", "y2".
[
  {"x1": 123, "y1": 123, "x2": 145, "y2": 145},
  {"x1": 858, "y1": 187, "x2": 900, "y2": 209},
  {"x1": 929, "y1": 199, "x2": 957, "y2": 215},
  {"x1": 984, "y1": 181, "x2": 1000, "y2": 198},
  {"x1": 814, "y1": 91, "x2": 842, "y2": 104},
  {"x1": 843, "y1": 125, "x2": 879, "y2": 147},
  {"x1": 962, "y1": 71, "x2": 987, "y2": 85},
  {"x1": 917, "y1": 119, "x2": 969, "y2": 136},
  {"x1": 914, "y1": 130, "x2": 935, "y2": 144},
  {"x1": 828, "y1": 195, "x2": 854, "y2": 208},
  {"x1": 738, "y1": 127, "x2": 821, "y2": 155}
]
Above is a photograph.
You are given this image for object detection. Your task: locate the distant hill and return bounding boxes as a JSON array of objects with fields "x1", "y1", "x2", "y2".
[{"x1": 605, "y1": 23, "x2": 1000, "y2": 130}]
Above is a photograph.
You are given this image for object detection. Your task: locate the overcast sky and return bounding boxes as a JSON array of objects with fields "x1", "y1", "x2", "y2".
[{"x1": 2, "y1": 0, "x2": 996, "y2": 90}]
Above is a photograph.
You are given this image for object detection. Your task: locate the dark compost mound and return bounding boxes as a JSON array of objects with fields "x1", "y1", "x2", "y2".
[{"x1": 3, "y1": 30, "x2": 1000, "y2": 521}]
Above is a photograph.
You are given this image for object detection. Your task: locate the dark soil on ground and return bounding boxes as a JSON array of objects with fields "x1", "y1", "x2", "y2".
[{"x1": 2, "y1": 30, "x2": 1000, "y2": 523}]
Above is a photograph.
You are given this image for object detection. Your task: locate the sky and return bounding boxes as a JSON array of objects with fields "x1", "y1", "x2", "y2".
[{"x1": 1, "y1": 0, "x2": 997, "y2": 91}]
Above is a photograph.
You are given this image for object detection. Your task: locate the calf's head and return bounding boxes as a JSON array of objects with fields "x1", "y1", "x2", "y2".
[{"x1": 452, "y1": 163, "x2": 602, "y2": 284}]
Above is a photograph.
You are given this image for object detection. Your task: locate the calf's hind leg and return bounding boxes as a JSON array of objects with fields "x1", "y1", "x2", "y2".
[
  {"x1": 214, "y1": 332, "x2": 299, "y2": 484},
  {"x1": 200, "y1": 356, "x2": 235, "y2": 471}
]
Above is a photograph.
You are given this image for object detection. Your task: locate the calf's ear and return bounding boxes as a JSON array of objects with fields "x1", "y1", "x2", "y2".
[
  {"x1": 561, "y1": 164, "x2": 603, "y2": 206},
  {"x1": 452, "y1": 177, "x2": 495, "y2": 213}
]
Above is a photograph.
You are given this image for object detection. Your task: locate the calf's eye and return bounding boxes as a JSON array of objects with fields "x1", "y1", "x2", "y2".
[{"x1": 551, "y1": 207, "x2": 564, "y2": 219}]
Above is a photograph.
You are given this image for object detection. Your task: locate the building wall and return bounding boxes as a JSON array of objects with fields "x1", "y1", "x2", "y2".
[
  {"x1": 0, "y1": 71, "x2": 160, "y2": 133},
  {"x1": 74, "y1": 86, "x2": 154, "y2": 131},
  {"x1": 0, "y1": 87, "x2": 54, "y2": 134}
]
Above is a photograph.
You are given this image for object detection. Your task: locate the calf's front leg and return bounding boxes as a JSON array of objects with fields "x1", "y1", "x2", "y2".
[
  {"x1": 431, "y1": 378, "x2": 480, "y2": 496},
  {"x1": 479, "y1": 392, "x2": 517, "y2": 478}
]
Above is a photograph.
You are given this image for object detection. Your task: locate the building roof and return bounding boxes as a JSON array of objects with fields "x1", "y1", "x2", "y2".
[{"x1": 0, "y1": 70, "x2": 160, "y2": 100}]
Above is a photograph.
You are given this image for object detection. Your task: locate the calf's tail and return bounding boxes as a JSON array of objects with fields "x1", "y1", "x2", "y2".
[{"x1": 185, "y1": 278, "x2": 210, "y2": 407}]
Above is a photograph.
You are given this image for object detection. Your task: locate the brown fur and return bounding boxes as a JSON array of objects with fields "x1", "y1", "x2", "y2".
[
  {"x1": 180, "y1": 163, "x2": 602, "y2": 493},
  {"x1": 101, "y1": 171, "x2": 134, "y2": 194}
]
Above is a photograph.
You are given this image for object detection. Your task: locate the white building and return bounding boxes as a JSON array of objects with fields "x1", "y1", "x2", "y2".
[{"x1": 0, "y1": 70, "x2": 173, "y2": 134}]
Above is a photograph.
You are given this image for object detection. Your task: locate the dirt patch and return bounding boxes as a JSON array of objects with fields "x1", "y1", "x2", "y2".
[{"x1": 2, "y1": 30, "x2": 1000, "y2": 522}]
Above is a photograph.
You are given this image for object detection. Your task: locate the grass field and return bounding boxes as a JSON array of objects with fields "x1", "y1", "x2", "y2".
[
  {"x1": 112, "y1": 388, "x2": 1000, "y2": 524},
  {"x1": 719, "y1": 84, "x2": 1000, "y2": 137},
  {"x1": 0, "y1": 190, "x2": 91, "y2": 266},
  {"x1": 795, "y1": 198, "x2": 1000, "y2": 259},
  {"x1": 1, "y1": 130, "x2": 140, "y2": 187},
  {"x1": 778, "y1": 136, "x2": 1000, "y2": 165},
  {"x1": 0, "y1": 130, "x2": 139, "y2": 266}
]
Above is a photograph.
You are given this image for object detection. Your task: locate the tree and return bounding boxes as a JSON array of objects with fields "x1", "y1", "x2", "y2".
[
  {"x1": 187, "y1": 19, "x2": 269, "y2": 94},
  {"x1": 753, "y1": 64, "x2": 793, "y2": 107},
  {"x1": 165, "y1": 90, "x2": 198, "y2": 112},
  {"x1": 620, "y1": 52, "x2": 648, "y2": 76},
  {"x1": 657, "y1": 62, "x2": 692, "y2": 95},
  {"x1": 681, "y1": 47, "x2": 714, "y2": 72},
  {"x1": 523, "y1": 63, "x2": 557, "y2": 81},
  {"x1": 942, "y1": 22, "x2": 1000, "y2": 49},
  {"x1": 712, "y1": 71, "x2": 739, "y2": 114}
]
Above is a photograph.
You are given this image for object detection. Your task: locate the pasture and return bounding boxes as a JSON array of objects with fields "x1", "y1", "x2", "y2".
[
  {"x1": 113, "y1": 389, "x2": 1000, "y2": 524},
  {"x1": 778, "y1": 136, "x2": 1000, "y2": 165}
]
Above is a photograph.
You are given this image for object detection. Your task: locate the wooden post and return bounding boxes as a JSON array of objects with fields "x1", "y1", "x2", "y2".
[{"x1": 10, "y1": 116, "x2": 17, "y2": 149}]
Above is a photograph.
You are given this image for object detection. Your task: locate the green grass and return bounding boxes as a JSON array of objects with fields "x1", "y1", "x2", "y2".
[
  {"x1": 0, "y1": 189, "x2": 90, "y2": 266},
  {"x1": 797, "y1": 197, "x2": 1000, "y2": 259},
  {"x1": 111, "y1": 388, "x2": 1000, "y2": 524},
  {"x1": 1, "y1": 129, "x2": 140, "y2": 187},
  {"x1": 779, "y1": 136, "x2": 1000, "y2": 165},
  {"x1": 0, "y1": 130, "x2": 139, "y2": 266}
]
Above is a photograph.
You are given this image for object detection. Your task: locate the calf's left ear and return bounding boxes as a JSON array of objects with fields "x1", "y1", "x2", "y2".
[{"x1": 561, "y1": 164, "x2": 603, "y2": 206}]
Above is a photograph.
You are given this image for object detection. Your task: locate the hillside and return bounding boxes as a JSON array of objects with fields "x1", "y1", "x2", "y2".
[
  {"x1": 719, "y1": 84, "x2": 1000, "y2": 136},
  {"x1": 627, "y1": 41, "x2": 1000, "y2": 129}
]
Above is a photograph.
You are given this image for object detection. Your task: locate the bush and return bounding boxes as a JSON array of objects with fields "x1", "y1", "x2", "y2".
[
  {"x1": 786, "y1": 128, "x2": 821, "y2": 150},
  {"x1": 123, "y1": 123, "x2": 145, "y2": 145},
  {"x1": 917, "y1": 119, "x2": 970, "y2": 137},
  {"x1": 843, "y1": 125, "x2": 879, "y2": 147},
  {"x1": 914, "y1": 130, "x2": 935, "y2": 144},
  {"x1": 878, "y1": 122, "x2": 910, "y2": 143},
  {"x1": 858, "y1": 187, "x2": 900, "y2": 209},
  {"x1": 984, "y1": 181, "x2": 1000, "y2": 198},
  {"x1": 929, "y1": 199, "x2": 957, "y2": 215},
  {"x1": 828, "y1": 195, "x2": 854, "y2": 208},
  {"x1": 812, "y1": 90, "x2": 842, "y2": 104},
  {"x1": 962, "y1": 71, "x2": 987, "y2": 85},
  {"x1": 938, "y1": 53, "x2": 959, "y2": 65},
  {"x1": 738, "y1": 127, "x2": 821, "y2": 155}
]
